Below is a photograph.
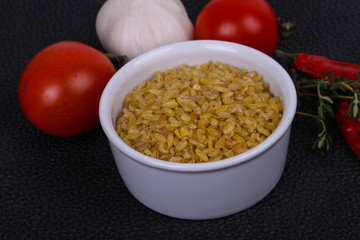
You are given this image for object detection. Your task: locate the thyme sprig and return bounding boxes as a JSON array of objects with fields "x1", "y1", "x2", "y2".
[
  {"x1": 293, "y1": 69, "x2": 360, "y2": 155},
  {"x1": 276, "y1": 18, "x2": 360, "y2": 155},
  {"x1": 295, "y1": 110, "x2": 332, "y2": 155},
  {"x1": 341, "y1": 80, "x2": 360, "y2": 119}
]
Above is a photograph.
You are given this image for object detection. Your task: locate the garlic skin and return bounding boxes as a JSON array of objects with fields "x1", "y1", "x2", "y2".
[{"x1": 96, "y1": 0, "x2": 194, "y2": 60}]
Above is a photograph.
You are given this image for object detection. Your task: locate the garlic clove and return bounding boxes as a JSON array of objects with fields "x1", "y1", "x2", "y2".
[{"x1": 96, "y1": 0, "x2": 194, "y2": 60}]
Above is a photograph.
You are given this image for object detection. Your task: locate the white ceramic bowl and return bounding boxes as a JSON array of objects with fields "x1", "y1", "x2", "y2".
[{"x1": 99, "y1": 40, "x2": 297, "y2": 220}]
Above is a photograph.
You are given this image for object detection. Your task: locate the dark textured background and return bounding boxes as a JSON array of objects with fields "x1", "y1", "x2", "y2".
[{"x1": 1, "y1": 0, "x2": 360, "y2": 239}]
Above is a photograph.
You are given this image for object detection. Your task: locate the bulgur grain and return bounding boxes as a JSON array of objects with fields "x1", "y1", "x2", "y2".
[{"x1": 115, "y1": 61, "x2": 283, "y2": 163}]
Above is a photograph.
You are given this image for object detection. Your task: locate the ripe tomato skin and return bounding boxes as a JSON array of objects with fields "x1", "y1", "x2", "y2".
[
  {"x1": 195, "y1": 0, "x2": 279, "y2": 56},
  {"x1": 18, "y1": 41, "x2": 116, "y2": 137}
]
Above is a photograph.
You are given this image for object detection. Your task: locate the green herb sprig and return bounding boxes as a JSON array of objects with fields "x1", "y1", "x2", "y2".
[{"x1": 293, "y1": 70, "x2": 360, "y2": 155}]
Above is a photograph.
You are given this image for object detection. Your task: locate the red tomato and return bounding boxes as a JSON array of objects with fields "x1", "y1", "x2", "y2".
[
  {"x1": 195, "y1": 0, "x2": 279, "y2": 56},
  {"x1": 18, "y1": 41, "x2": 116, "y2": 137}
]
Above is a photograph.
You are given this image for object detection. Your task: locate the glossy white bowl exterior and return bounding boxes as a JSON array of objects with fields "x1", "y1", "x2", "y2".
[{"x1": 99, "y1": 40, "x2": 297, "y2": 220}]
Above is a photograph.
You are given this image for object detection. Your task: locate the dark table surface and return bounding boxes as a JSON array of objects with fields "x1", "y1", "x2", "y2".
[{"x1": 1, "y1": 0, "x2": 360, "y2": 239}]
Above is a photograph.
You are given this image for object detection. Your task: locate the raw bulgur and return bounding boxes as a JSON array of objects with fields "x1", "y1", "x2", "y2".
[{"x1": 115, "y1": 61, "x2": 283, "y2": 163}]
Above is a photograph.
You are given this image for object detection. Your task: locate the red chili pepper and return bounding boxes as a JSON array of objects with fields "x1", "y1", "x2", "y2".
[
  {"x1": 336, "y1": 101, "x2": 360, "y2": 157},
  {"x1": 276, "y1": 50, "x2": 360, "y2": 80}
]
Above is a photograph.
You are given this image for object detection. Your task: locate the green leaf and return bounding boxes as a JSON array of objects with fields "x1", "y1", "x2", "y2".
[
  {"x1": 347, "y1": 102, "x2": 354, "y2": 117},
  {"x1": 322, "y1": 70, "x2": 333, "y2": 79},
  {"x1": 329, "y1": 72, "x2": 335, "y2": 82},
  {"x1": 344, "y1": 79, "x2": 354, "y2": 85},
  {"x1": 321, "y1": 96, "x2": 334, "y2": 104},
  {"x1": 305, "y1": 79, "x2": 319, "y2": 85},
  {"x1": 324, "y1": 104, "x2": 334, "y2": 117},
  {"x1": 353, "y1": 104, "x2": 359, "y2": 118},
  {"x1": 336, "y1": 76, "x2": 344, "y2": 83},
  {"x1": 317, "y1": 129, "x2": 325, "y2": 138},
  {"x1": 339, "y1": 83, "x2": 346, "y2": 92},
  {"x1": 313, "y1": 138, "x2": 320, "y2": 150},
  {"x1": 329, "y1": 75, "x2": 335, "y2": 84},
  {"x1": 326, "y1": 139, "x2": 331, "y2": 151},
  {"x1": 329, "y1": 82, "x2": 339, "y2": 92},
  {"x1": 357, "y1": 71, "x2": 360, "y2": 80},
  {"x1": 318, "y1": 104, "x2": 324, "y2": 119},
  {"x1": 323, "y1": 138, "x2": 329, "y2": 151},
  {"x1": 318, "y1": 138, "x2": 324, "y2": 149},
  {"x1": 328, "y1": 135, "x2": 333, "y2": 149},
  {"x1": 320, "y1": 82, "x2": 328, "y2": 90}
]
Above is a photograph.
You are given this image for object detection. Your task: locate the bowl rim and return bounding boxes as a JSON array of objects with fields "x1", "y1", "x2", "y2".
[{"x1": 99, "y1": 40, "x2": 297, "y2": 172}]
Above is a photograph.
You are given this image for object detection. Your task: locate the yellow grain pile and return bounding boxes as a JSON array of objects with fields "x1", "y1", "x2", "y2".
[{"x1": 115, "y1": 61, "x2": 282, "y2": 163}]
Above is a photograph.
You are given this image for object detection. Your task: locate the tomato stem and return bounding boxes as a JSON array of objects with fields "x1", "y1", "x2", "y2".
[{"x1": 277, "y1": 18, "x2": 297, "y2": 43}]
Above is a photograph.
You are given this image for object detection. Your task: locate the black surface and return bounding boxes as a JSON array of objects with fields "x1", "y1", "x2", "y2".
[{"x1": 1, "y1": 0, "x2": 360, "y2": 239}]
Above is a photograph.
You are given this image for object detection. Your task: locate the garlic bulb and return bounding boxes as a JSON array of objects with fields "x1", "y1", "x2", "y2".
[{"x1": 96, "y1": 0, "x2": 194, "y2": 60}]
